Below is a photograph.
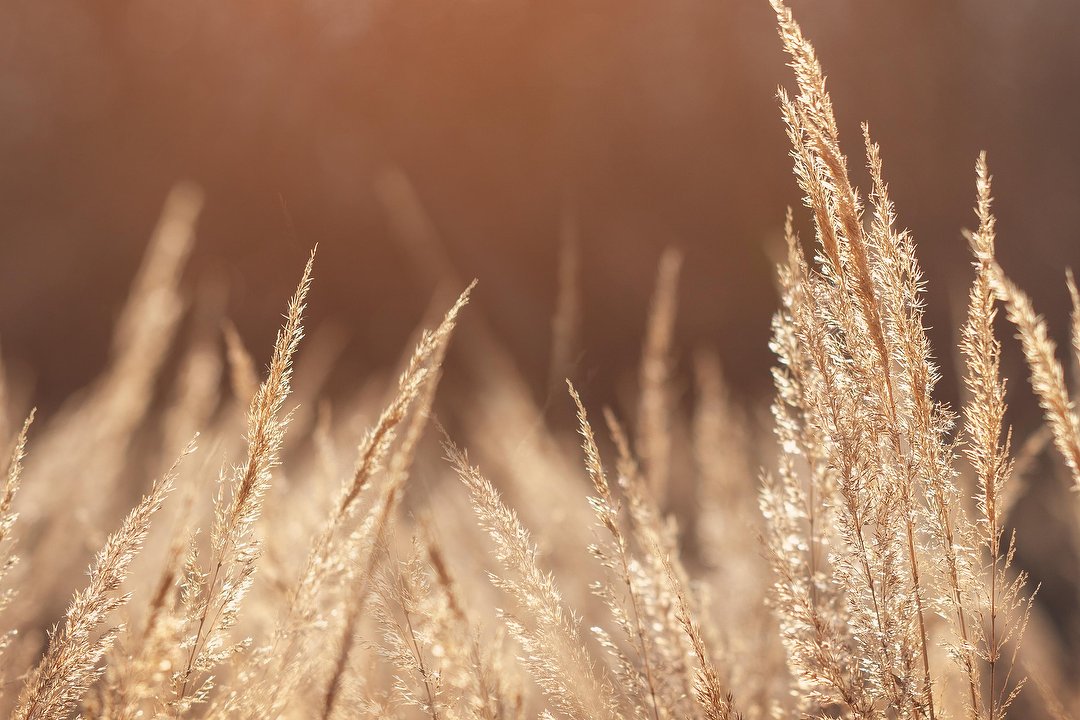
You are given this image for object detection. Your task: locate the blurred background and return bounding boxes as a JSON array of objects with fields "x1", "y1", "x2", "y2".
[{"x1": 1, "y1": 0, "x2": 1080, "y2": 414}]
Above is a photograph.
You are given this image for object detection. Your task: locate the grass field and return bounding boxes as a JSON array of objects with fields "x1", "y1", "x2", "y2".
[{"x1": 3, "y1": 2, "x2": 1080, "y2": 718}]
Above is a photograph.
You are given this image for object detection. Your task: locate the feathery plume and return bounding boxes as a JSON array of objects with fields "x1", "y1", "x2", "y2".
[
  {"x1": 14, "y1": 440, "x2": 194, "y2": 720},
  {"x1": 0, "y1": 411, "x2": 34, "y2": 673},
  {"x1": 569, "y1": 382, "x2": 662, "y2": 720},
  {"x1": 171, "y1": 249, "x2": 315, "y2": 711},
  {"x1": 963, "y1": 153, "x2": 1033, "y2": 720},
  {"x1": 444, "y1": 436, "x2": 619, "y2": 720},
  {"x1": 991, "y1": 265, "x2": 1080, "y2": 488}
]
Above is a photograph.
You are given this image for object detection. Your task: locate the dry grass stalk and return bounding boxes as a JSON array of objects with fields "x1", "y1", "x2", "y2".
[
  {"x1": 991, "y1": 263, "x2": 1080, "y2": 489},
  {"x1": 660, "y1": 551, "x2": 739, "y2": 720},
  {"x1": 549, "y1": 208, "x2": 582, "y2": 391},
  {"x1": 0, "y1": 411, "x2": 34, "y2": 676},
  {"x1": 444, "y1": 436, "x2": 619, "y2": 720},
  {"x1": 638, "y1": 248, "x2": 681, "y2": 504},
  {"x1": 771, "y1": 23, "x2": 939, "y2": 710},
  {"x1": 762, "y1": 225, "x2": 885, "y2": 717},
  {"x1": 422, "y1": 527, "x2": 516, "y2": 720},
  {"x1": 90, "y1": 487, "x2": 198, "y2": 720},
  {"x1": 235, "y1": 282, "x2": 474, "y2": 718},
  {"x1": 1067, "y1": 271, "x2": 1080, "y2": 377},
  {"x1": 764, "y1": 3, "x2": 1035, "y2": 719},
  {"x1": 310, "y1": 290, "x2": 472, "y2": 719},
  {"x1": 317, "y1": 481, "x2": 398, "y2": 720},
  {"x1": 569, "y1": 381, "x2": 662, "y2": 720},
  {"x1": 592, "y1": 404, "x2": 709, "y2": 718},
  {"x1": 961, "y1": 153, "x2": 1034, "y2": 720},
  {"x1": 14, "y1": 439, "x2": 195, "y2": 720},
  {"x1": 371, "y1": 539, "x2": 444, "y2": 719},
  {"x1": 170, "y1": 250, "x2": 315, "y2": 712},
  {"x1": 222, "y1": 319, "x2": 260, "y2": 408}
]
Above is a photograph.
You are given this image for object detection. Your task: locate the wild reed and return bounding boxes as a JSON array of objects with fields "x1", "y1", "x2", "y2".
[{"x1": 2, "y1": 2, "x2": 1076, "y2": 718}]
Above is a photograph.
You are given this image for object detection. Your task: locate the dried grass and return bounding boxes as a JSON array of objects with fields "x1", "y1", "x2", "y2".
[{"x1": 3, "y1": 3, "x2": 1077, "y2": 718}]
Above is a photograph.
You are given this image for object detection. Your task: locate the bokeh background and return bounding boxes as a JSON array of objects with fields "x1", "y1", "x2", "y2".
[{"x1": 2, "y1": 0, "x2": 1080, "y2": 414}]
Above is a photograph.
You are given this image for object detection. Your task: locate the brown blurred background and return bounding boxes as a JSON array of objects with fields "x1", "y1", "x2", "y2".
[{"x1": 2, "y1": 0, "x2": 1080, "y2": 415}]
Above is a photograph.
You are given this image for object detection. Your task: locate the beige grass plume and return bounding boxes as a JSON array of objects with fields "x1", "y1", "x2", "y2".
[
  {"x1": 444, "y1": 435, "x2": 619, "y2": 720},
  {"x1": 170, "y1": 249, "x2": 315, "y2": 712},
  {"x1": 0, "y1": 411, "x2": 35, "y2": 676},
  {"x1": 14, "y1": 439, "x2": 195, "y2": 720}
]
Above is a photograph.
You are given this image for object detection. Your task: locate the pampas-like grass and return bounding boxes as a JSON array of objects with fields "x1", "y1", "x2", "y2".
[
  {"x1": 991, "y1": 263, "x2": 1080, "y2": 489},
  {"x1": 444, "y1": 436, "x2": 620, "y2": 720},
  {"x1": 14, "y1": 439, "x2": 194, "y2": 720},
  {"x1": 0, "y1": 412, "x2": 34, "y2": 676},
  {"x1": 4, "y1": 2, "x2": 1078, "y2": 718},
  {"x1": 170, "y1": 250, "x2": 315, "y2": 713}
]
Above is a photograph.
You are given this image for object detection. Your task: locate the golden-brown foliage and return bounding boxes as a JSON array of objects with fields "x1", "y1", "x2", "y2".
[{"x1": 4, "y1": 3, "x2": 1079, "y2": 719}]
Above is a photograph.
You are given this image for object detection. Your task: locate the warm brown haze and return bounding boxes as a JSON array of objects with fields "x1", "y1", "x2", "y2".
[{"x1": 4, "y1": 1, "x2": 1080, "y2": 718}]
